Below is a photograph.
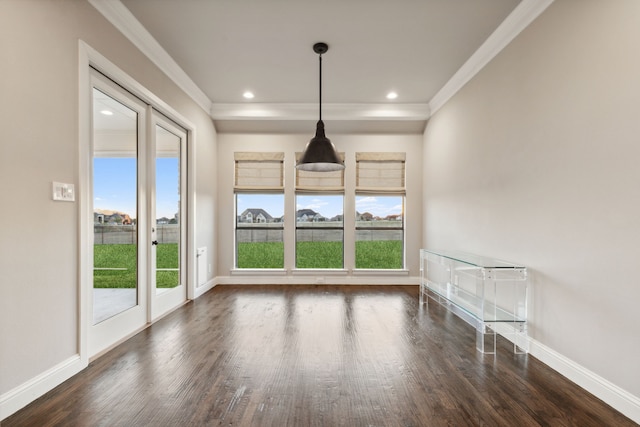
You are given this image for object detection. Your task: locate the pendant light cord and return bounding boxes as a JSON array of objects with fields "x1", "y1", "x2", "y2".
[{"x1": 318, "y1": 53, "x2": 323, "y2": 122}]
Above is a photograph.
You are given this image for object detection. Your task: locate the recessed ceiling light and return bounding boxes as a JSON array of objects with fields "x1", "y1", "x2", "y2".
[
  {"x1": 100, "y1": 110, "x2": 113, "y2": 116},
  {"x1": 243, "y1": 91, "x2": 255, "y2": 99},
  {"x1": 386, "y1": 91, "x2": 398, "y2": 100}
]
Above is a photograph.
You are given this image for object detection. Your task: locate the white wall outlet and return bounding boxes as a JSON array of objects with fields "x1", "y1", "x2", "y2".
[{"x1": 52, "y1": 182, "x2": 75, "y2": 202}]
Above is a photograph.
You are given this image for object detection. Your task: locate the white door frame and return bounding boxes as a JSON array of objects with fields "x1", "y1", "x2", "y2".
[
  {"x1": 149, "y1": 111, "x2": 189, "y2": 321},
  {"x1": 89, "y1": 71, "x2": 149, "y2": 357},
  {"x1": 79, "y1": 41, "x2": 197, "y2": 363}
]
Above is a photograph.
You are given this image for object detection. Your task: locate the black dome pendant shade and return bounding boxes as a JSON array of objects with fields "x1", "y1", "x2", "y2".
[{"x1": 296, "y1": 42, "x2": 345, "y2": 172}]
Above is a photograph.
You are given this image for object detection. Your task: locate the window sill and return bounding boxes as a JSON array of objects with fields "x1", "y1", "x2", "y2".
[
  {"x1": 352, "y1": 269, "x2": 409, "y2": 276},
  {"x1": 229, "y1": 269, "x2": 409, "y2": 276},
  {"x1": 230, "y1": 268, "x2": 287, "y2": 276},
  {"x1": 291, "y1": 269, "x2": 348, "y2": 276}
]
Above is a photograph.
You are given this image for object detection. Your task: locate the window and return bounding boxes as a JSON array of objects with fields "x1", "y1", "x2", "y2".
[
  {"x1": 296, "y1": 194, "x2": 344, "y2": 268},
  {"x1": 234, "y1": 152, "x2": 284, "y2": 268},
  {"x1": 355, "y1": 152, "x2": 406, "y2": 269},
  {"x1": 295, "y1": 152, "x2": 345, "y2": 269}
]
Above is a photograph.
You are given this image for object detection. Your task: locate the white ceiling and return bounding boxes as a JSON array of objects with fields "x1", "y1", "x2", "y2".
[{"x1": 91, "y1": 0, "x2": 552, "y2": 134}]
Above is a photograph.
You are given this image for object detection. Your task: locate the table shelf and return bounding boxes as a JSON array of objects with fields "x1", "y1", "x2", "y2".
[{"x1": 420, "y1": 249, "x2": 529, "y2": 354}]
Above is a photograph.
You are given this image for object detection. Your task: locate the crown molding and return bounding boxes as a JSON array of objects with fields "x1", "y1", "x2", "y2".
[
  {"x1": 88, "y1": 0, "x2": 212, "y2": 113},
  {"x1": 90, "y1": 0, "x2": 553, "y2": 126},
  {"x1": 428, "y1": 0, "x2": 555, "y2": 115},
  {"x1": 210, "y1": 103, "x2": 431, "y2": 122}
]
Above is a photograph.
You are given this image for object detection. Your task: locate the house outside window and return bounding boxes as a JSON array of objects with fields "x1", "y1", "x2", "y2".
[
  {"x1": 239, "y1": 208, "x2": 273, "y2": 224},
  {"x1": 355, "y1": 152, "x2": 406, "y2": 269},
  {"x1": 234, "y1": 152, "x2": 284, "y2": 269}
]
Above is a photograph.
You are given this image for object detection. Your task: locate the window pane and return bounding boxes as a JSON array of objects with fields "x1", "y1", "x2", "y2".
[
  {"x1": 236, "y1": 194, "x2": 284, "y2": 268},
  {"x1": 92, "y1": 88, "x2": 138, "y2": 324},
  {"x1": 355, "y1": 195, "x2": 404, "y2": 269},
  {"x1": 296, "y1": 195, "x2": 343, "y2": 268},
  {"x1": 155, "y1": 125, "x2": 181, "y2": 292}
]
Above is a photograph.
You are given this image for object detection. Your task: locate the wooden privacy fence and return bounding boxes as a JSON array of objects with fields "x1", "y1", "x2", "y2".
[
  {"x1": 236, "y1": 221, "x2": 402, "y2": 243},
  {"x1": 95, "y1": 222, "x2": 402, "y2": 244},
  {"x1": 94, "y1": 224, "x2": 179, "y2": 244}
]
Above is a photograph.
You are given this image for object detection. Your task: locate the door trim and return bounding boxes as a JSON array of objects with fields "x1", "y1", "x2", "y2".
[
  {"x1": 149, "y1": 111, "x2": 189, "y2": 321},
  {"x1": 90, "y1": 71, "x2": 149, "y2": 356},
  {"x1": 79, "y1": 40, "x2": 197, "y2": 363}
]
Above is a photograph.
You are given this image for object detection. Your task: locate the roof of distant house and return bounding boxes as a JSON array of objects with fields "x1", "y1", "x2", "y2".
[
  {"x1": 296, "y1": 209, "x2": 318, "y2": 218},
  {"x1": 241, "y1": 208, "x2": 273, "y2": 220}
]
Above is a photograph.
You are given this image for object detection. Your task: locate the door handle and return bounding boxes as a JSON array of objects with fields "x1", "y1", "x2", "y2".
[{"x1": 151, "y1": 240, "x2": 158, "y2": 246}]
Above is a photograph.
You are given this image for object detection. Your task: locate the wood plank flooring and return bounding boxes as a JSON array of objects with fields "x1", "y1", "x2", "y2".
[{"x1": 3, "y1": 285, "x2": 636, "y2": 426}]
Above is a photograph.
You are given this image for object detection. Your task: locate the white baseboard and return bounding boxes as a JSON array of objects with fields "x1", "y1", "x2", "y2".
[
  {"x1": 430, "y1": 306, "x2": 639, "y2": 423},
  {"x1": 194, "y1": 278, "x2": 217, "y2": 298},
  {"x1": 528, "y1": 338, "x2": 640, "y2": 424},
  {"x1": 216, "y1": 275, "x2": 420, "y2": 286},
  {"x1": 0, "y1": 355, "x2": 86, "y2": 421},
  {"x1": 493, "y1": 323, "x2": 639, "y2": 424}
]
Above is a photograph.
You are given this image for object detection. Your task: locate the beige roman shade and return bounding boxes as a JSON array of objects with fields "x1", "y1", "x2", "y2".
[
  {"x1": 356, "y1": 152, "x2": 406, "y2": 194},
  {"x1": 295, "y1": 152, "x2": 345, "y2": 193},
  {"x1": 234, "y1": 152, "x2": 284, "y2": 192}
]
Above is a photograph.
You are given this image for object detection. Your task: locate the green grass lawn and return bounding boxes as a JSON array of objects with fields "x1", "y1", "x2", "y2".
[
  {"x1": 296, "y1": 241, "x2": 343, "y2": 268},
  {"x1": 237, "y1": 240, "x2": 402, "y2": 269},
  {"x1": 94, "y1": 244, "x2": 179, "y2": 288},
  {"x1": 95, "y1": 241, "x2": 403, "y2": 288},
  {"x1": 237, "y1": 242, "x2": 284, "y2": 269},
  {"x1": 355, "y1": 240, "x2": 403, "y2": 269}
]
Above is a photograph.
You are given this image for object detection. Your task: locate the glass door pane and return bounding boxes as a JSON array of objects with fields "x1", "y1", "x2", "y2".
[
  {"x1": 154, "y1": 124, "x2": 181, "y2": 294},
  {"x1": 92, "y1": 88, "x2": 138, "y2": 325}
]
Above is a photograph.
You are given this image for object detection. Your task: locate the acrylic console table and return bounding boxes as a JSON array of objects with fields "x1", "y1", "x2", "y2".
[{"x1": 420, "y1": 249, "x2": 528, "y2": 354}]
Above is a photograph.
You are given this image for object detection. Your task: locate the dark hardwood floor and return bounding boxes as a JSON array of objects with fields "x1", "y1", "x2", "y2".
[{"x1": 3, "y1": 285, "x2": 636, "y2": 426}]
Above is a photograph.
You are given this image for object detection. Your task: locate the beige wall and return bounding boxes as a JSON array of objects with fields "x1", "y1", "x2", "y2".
[
  {"x1": 0, "y1": 0, "x2": 217, "y2": 400},
  {"x1": 217, "y1": 133, "x2": 423, "y2": 280},
  {"x1": 423, "y1": 0, "x2": 640, "y2": 399},
  {"x1": 2, "y1": 0, "x2": 638, "y2": 421}
]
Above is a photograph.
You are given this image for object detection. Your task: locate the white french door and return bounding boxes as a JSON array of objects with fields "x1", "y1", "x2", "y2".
[
  {"x1": 149, "y1": 114, "x2": 187, "y2": 319},
  {"x1": 89, "y1": 70, "x2": 187, "y2": 357}
]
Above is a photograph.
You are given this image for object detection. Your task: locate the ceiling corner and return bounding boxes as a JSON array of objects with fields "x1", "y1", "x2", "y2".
[
  {"x1": 88, "y1": 0, "x2": 213, "y2": 113},
  {"x1": 428, "y1": 0, "x2": 555, "y2": 115}
]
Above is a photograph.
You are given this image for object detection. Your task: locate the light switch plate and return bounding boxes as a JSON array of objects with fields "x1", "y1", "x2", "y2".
[{"x1": 52, "y1": 182, "x2": 75, "y2": 202}]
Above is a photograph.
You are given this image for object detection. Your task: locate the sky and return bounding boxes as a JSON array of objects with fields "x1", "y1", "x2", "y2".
[
  {"x1": 94, "y1": 157, "x2": 179, "y2": 219},
  {"x1": 95, "y1": 158, "x2": 402, "y2": 221}
]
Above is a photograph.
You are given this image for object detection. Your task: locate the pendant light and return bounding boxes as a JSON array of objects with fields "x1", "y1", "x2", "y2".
[{"x1": 296, "y1": 42, "x2": 345, "y2": 172}]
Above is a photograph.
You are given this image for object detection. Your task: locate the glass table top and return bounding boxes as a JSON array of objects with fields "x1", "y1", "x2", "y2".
[{"x1": 421, "y1": 249, "x2": 525, "y2": 269}]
